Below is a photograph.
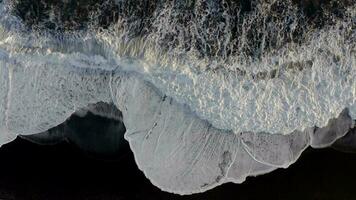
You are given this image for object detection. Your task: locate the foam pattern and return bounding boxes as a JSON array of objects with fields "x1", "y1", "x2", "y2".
[
  {"x1": 110, "y1": 72, "x2": 310, "y2": 194},
  {"x1": 0, "y1": 0, "x2": 355, "y2": 195}
]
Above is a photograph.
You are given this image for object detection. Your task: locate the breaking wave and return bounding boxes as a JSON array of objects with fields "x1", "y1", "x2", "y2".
[{"x1": 0, "y1": 0, "x2": 355, "y2": 194}]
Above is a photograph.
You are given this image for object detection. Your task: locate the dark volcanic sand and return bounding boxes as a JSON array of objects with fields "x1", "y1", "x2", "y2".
[{"x1": 0, "y1": 138, "x2": 355, "y2": 200}]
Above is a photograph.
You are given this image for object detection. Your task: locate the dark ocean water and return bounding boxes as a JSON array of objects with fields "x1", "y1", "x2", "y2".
[{"x1": 0, "y1": 138, "x2": 355, "y2": 200}]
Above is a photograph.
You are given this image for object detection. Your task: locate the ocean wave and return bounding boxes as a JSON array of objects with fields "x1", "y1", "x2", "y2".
[{"x1": 0, "y1": 0, "x2": 355, "y2": 194}]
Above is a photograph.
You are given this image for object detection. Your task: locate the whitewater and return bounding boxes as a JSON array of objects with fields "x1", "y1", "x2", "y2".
[{"x1": 0, "y1": 0, "x2": 355, "y2": 194}]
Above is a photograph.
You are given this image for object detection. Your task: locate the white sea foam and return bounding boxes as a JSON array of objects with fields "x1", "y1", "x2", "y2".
[{"x1": 0, "y1": 0, "x2": 355, "y2": 194}]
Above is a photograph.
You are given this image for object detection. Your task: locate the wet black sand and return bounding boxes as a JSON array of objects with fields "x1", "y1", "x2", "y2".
[{"x1": 0, "y1": 138, "x2": 355, "y2": 200}]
